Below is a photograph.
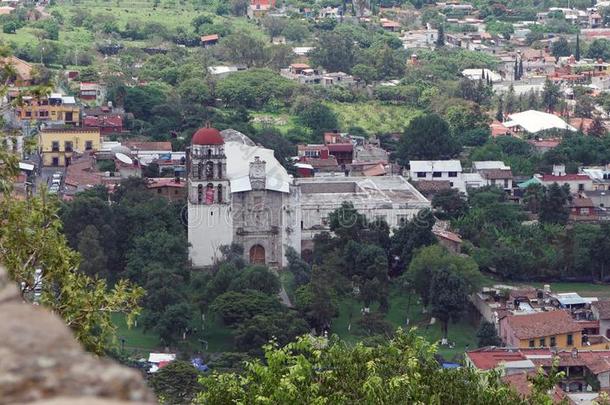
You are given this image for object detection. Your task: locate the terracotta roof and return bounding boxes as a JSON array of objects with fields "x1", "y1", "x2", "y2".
[
  {"x1": 467, "y1": 350, "x2": 528, "y2": 370},
  {"x1": 541, "y1": 174, "x2": 590, "y2": 182},
  {"x1": 362, "y1": 163, "x2": 386, "y2": 176},
  {"x1": 502, "y1": 372, "x2": 566, "y2": 403},
  {"x1": 505, "y1": 311, "x2": 582, "y2": 340},
  {"x1": 201, "y1": 34, "x2": 219, "y2": 42},
  {"x1": 433, "y1": 229, "x2": 462, "y2": 244},
  {"x1": 593, "y1": 300, "x2": 610, "y2": 320},
  {"x1": 124, "y1": 141, "x2": 172, "y2": 151},
  {"x1": 290, "y1": 63, "x2": 310, "y2": 69},
  {"x1": 528, "y1": 139, "x2": 560, "y2": 149},
  {"x1": 83, "y1": 115, "x2": 123, "y2": 128}
]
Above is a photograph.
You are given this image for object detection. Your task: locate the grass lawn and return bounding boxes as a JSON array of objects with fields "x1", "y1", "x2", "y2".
[
  {"x1": 111, "y1": 311, "x2": 235, "y2": 355},
  {"x1": 328, "y1": 102, "x2": 422, "y2": 135},
  {"x1": 330, "y1": 287, "x2": 477, "y2": 361}
]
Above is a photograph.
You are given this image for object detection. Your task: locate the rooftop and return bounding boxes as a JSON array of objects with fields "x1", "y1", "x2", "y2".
[
  {"x1": 504, "y1": 110, "x2": 577, "y2": 134},
  {"x1": 504, "y1": 310, "x2": 582, "y2": 339},
  {"x1": 410, "y1": 160, "x2": 462, "y2": 173}
]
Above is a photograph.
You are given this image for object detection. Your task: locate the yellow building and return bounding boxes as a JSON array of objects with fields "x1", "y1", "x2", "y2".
[
  {"x1": 500, "y1": 310, "x2": 610, "y2": 350},
  {"x1": 40, "y1": 127, "x2": 101, "y2": 167},
  {"x1": 15, "y1": 94, "x2": 81, "y2": 126}
]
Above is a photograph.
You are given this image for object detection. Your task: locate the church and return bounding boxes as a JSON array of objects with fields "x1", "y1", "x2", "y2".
[{"x1": 187, "y1": 126, "x2": 430, "y2": 269}]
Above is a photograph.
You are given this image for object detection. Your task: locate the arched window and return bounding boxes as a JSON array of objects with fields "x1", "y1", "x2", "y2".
[
  {"x1": 197, "y1": 161, "x2": 203, "y2": 179},
  {"x1": 207, "y1": 148, "x2": 212, "y2": 158},
  {"x1": 205, "y1": 161, "x2": 214, "y2": 180},
  {"x1": 197, "y1": 184, "x2": 203, "y2": 204},
  {"x1": 217, "y1": 162, "x2": 223, "y2": 178},
  {"x1": 205, "y1": 183, "x2": 214, "y2": 204},
  {"x1": 217, "y1": 184, "x2": 223, "y2": 203}
]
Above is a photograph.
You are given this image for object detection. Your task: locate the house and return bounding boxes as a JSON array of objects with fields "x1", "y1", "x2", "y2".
[
  {"x1": 401, "y1": 29, "x2": 438, "y2": 49},
  {"x1": 503, "y1": 110, "x2": 577, "y2": 135},
  {"x1": 409, "y1": 160, "x2": 465, "y2": 193},
  {"x1": 462, "y1": 68, "x2": 502, "y2": 82},
  {"x1": 248, "y1": 0, "x2": 275, "y2": 18},
  {"x1": 0, "y1": 56, "x2": 33, "y2": 87},
  {"x1": 473, "y1": 161, "x2": 514, "y2": 194},
  {"x1": 201, "y1": 34, "x2": 219, "y2": 47},
  {"x1": 499, "y1": 310, "x2": 583, "y2": 349},
  {"x1": 537, "y1": 165, "x2": 593, "y2": 194},
  {"x1": 592, "y1": 301, "x2": 610, "y2": 339},
  {"x1": 380, "y1": 19, "x2": 401, "y2": 32},
  {"x1": 569, "y1": 195, "x2": 597, "y2": 220},
  {"x1": 433, "y1": 229, "x2": 462, "y2": 253},
  {"x1": 123, "y1": 141, "x2": 173, "y2": 165},
  {"x1": 14, "y1": 93, "x2": 80, "y2": 126},
  {"x1": 146, "y1": 177, "x2": 186, "y2": 202},
  {"x1": 83, "y1": 115, "x2": 123, "y2": 134},
  {"x1": 39, "y1": 128, "x2": 101, "y2": 167},
  {"x1": 79, "y1": 82, "x2": 106, "y2": 104}
]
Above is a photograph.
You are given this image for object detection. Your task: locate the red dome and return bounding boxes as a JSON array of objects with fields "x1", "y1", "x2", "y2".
[{"x1": 192, "y1": 127, "x2": 224, "y2": 145}]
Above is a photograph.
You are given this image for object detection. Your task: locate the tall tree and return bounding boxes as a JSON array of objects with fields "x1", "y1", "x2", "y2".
[
  {"x1": 429, "y1": 267, "x2": 469, "y2": 339},
  {"x1": 496, "y1": 95, "x2": 504, "y2": 122},
  {"x1": 575, "y1": 33, "x2": 581, "y2": 61},
  {"x1": 436, "y1": 24, "x2": 445, "y2": 47},
  {"x1": 505, "y1": 84, "x2": 516, "y2": 114},
  {"x1": 150, "y1": 361, "x2": 201, "y2": 404},
  {"x1": 542, "y1": 77, "x2": 561, "y2": 113},
  {"x1": 476, "y1": 321, "x2": 502, "y2": 347},
  {"x1": 539, "y1": 183, "x2": 571, "y2": 225},
  {"x1": 397, "y1": 114, "x2": 461, "y2": 164}
]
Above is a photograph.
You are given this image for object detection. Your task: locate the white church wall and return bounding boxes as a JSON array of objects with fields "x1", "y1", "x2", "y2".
[{"x1": 188, "y1": 204, "x2": 233, "y2": 268}]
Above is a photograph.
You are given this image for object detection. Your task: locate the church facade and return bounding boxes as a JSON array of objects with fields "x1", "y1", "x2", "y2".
[{"x1": 187, "y1": 126, "x2": 430, "y2": 269}]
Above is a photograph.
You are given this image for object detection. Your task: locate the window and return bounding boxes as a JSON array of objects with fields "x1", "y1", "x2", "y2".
[
  {"x1": 217, "y1": 184, "x2": 223, "y2": 203},
  {"x1": 504, "y1": 179, "x2": 509, "y2": 188},
  {"x1": 197, "y1": 161, "x2": 203, "y2": 179},
  {"x1": 578, "y1": 183, "x2": 585, "y2": 192},
  {"x1": 539, "y1": 338, "x2": 545, "y2": 347},
  {"x1": 25, "y1": 110, "x2": 31, "y2": 117},
  {"x1": 64, "y1": 141, "x2": 73, "y2": 152},
  {"x1": 580, "y1": 208, "x2": 588, "y2": 215},
  {"x1": 396, "y1": 214, "x2": 408, "y2": 226},
  {"x1": 448, "y1": 171, "x2": 458, "y2": 178},
  {"x1": 550, "y1": 336, "x2": 556, "y2": 347},
  {"x1": 432, "y1": 172, "x2": 442, "y2": 178},
  {"x1": 567, "y1": 334, "x2": 573, "y2": 346},
  {"x1": 157, "y1": 188, "x2": 162, "y2": 194},
  {"x1": 416, "y1": 172, "x2": 426, "y2": 178},
  {"x1": 51, "y1": 141, "x2": 59, "y2": 152},
  {"x1": 205, "y1": 161, "x2": 214, "y2": 180},
  {"x1": 529, "y1": 340, "x2": 535, "y2": 348},
  {"x1": 52, "y1": 157, "x2": 59, "y2": 166},
  {"x1": 197, "y1": 184, "x2": 203, "y2": 204},
  {"x1": 217, "y1": 162, "x2": 223, "y2": 178},
  {"x1": 85, "y1": 141, "x2": 93, "y2": 151}
]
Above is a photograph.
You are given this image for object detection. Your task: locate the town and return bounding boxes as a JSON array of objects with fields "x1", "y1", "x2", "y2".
[{"x1": 3, "y1": 0, "x2": 610, "y2": 403}]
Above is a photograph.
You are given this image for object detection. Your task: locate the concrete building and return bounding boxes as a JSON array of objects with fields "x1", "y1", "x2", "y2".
[
  {"x1": 187, "y1": 127, "x2": 430, "y2": 268},
  {"x1": 409, "y1": 160, "x2": 465, "y2": 192},
  {"x1": 14, "y1": 93, "x2": 80, "y2": 126},
  {"x1": 39, "y1": 127, "x2": 101, "y2": 167}
]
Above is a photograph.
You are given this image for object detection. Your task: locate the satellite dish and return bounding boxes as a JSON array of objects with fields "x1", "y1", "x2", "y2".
[{"x1": 115, "y1": 152, "x2": 133, "y2": 165}]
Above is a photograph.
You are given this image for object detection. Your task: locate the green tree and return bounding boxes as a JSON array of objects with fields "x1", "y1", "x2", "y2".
[
  {"x1": 586, "y1": 38, "x2": 610, "y2": 61},
  {"x1": 76, "y1": 225, "x2": 108, "y2": 279},
  {"x1": 292, "y1": 97, "x2": 338, "y2": 137},
  {"x1": 397, "y1": 113, "x2": 461, "y2": 164},
  {"x1": 294, "y1": 266, "x2": 338, "y2": 332},
  {"x1": 352, "y1": 63, "x2": 377, "y2": 84},
  {"x1": 436, "y1": 24, "x2": 445, "y2": 47},
  {"x1": 234, "y1": 312, "x2": 309, "y2": 352},
  {"x1": 389, "y1": 209, "x2": 436, "y2": 273},
  {"x1": 211, "y1": 290, "x2": 283, "y2": 325},
  {"x1": 197, "y1": 329, "x2": 559, "y2": 403},
  {"x1": 432, "y1": 189, "x2": 469, "y2": 220},
  {"x1": 149, "y1": 360, "x2": 201, "y2": 404},
  {"x1": 407, "y1": 245, "x2": 482, "y2": 307},
  {"x1": 539, "y1": 183, "x2": 571, "y2": 225},
  {"x1": 542, "y1": 77, "x2": 561, "y2": 113},
  {"x1": 284, "y1": 246, "x2": 311, "y2": 287},
  {"x1": 429, "y1": 267, "x2": 470, "y2": 338},
  {"x1": 229, "y1": 265, "x2": 280, "y2": 295},
  {"x1": 575, "y1": 33, "x2": 581, "y2": 61},
  {"x1": 476, "y1": 320, "x2": 502, "y2": 347},
  {"x1": 310, "y1": 30, "x2": 355, "y2": 72},
  {"x1": 588, "y1": 115, "x2": 607, "y2": 137},
  {"x1": 551, "y1": 37, "x2": 571, "y2": 58}
]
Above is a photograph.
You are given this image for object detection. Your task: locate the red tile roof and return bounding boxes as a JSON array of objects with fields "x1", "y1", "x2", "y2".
[
  {"x1": 541, "y1": 174, "x2": 590, "y2": 182},
  {"x1": 83, "y1": 115, "x2": 123, "y2": 128},
  {"x1": 505, "y1": 311, "x2": 582, "y2": 340},
  {"x1": 467, "y1": 350, "x2": 528, "y2": 370},
  {"x1": 593, "y1": 300, "x2": 610, "y2": 320},
  {"x1": 327, "y1": 143, "x2": 353, "y2": 153},
  {"x1": 201, "y1": 34, "x2": 219, "y2": 42},
  {"x1": 146, "y1": 178, "x2": 185, "y2": 189}
]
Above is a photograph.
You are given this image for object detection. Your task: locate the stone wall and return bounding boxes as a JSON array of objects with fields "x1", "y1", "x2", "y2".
[{"x1": 0, "y1": 265, "x2": 155, "y2": 405}]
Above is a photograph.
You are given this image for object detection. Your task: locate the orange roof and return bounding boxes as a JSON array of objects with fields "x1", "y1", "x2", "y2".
[
  {"x1": 201, "y1": 34, "x2": 219, "y2": 42},
  {"x1": 291, "y1": 63, "x2": 310, "y2": 69},
  {"x1": 124, "y1": 141, "x2": 172, "y2": 151},
  {"x1": 504, "y1": 311, "x2": 582, "y2": 340}
]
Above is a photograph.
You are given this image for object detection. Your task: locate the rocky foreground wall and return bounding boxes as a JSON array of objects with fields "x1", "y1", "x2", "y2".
[{"x1": 0, "y1": 265, "x2": 155, "y2": 405}]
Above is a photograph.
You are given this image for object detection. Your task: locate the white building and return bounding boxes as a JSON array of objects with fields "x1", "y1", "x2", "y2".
[
  {"x1": 504, "y1": 110, "x2": 577, "y2": 134},
  {"x1": 409, "y1": 160, "x2": 465, "y2": 193},
  {"x1": 187, "y1": 127, "x2": 430, "y2": 268},
  {"x1": 462, "y1": 68, "x2": 503, "y2": 82}
]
